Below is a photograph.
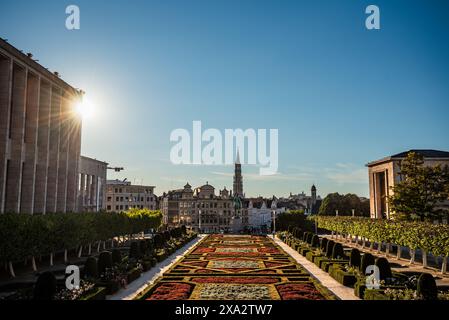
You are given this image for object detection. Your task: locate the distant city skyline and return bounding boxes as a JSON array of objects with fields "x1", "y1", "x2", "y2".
[{"x1": 2, "y1": 0, "x2": 449, "y2": 198}]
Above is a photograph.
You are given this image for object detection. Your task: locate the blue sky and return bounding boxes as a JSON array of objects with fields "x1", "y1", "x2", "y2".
[{"x1": 1, "y1": 0, "x2": 449, "y2": 198}]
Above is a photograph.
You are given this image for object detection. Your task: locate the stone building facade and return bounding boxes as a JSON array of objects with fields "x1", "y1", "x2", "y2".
[
  {"x1": 105, "y1": 179, "x2": 157, "y2": 212},
  {"x1": 0, "y1": 38, "x2": 83, "y2": 214},
  {"x1": 77, "y1": 156, "x2": 108, "y2": 212},
  {"x1": 367, "y1": 149, "x2": 449, "y2": 219}
]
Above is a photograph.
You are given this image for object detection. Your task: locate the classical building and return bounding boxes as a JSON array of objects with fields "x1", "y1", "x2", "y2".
[
  {"x1": 77, "y1": 156, "x2": 108, "y2": 212},
  {"x1": 105, "y1": 179, "x2": 157, "y2": 212},
  {"x1": 161, "y1": 157, "x2": 252, "y2": 232},
  {"x1": 0, "y1": 38, "x2": 83, "y2": 214},
  {"x1": 367, "y1": 149, "x2": 449, "y2": 219}
]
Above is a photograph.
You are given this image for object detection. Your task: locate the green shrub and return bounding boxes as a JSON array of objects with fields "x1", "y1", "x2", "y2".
[
  {"x1": 302, "y1": 232, "x2": 309, "y2": 242},
  {"x1": 331, "y1": 243, "x2": 345, "y2": 259},
  {"x1": 111, "y1": 249, "x2": 122, "y2": 264},
  {"x1": 311, "y1": 235, "x2": 320, "y2": 248},
  {"x1": 360, "y1": 253, "x2": 375, "y2": 274},
  {"x1": 84, "y1": 257, "x2": 98, "y2": 279},
  {"x1": 349, "y1": 248, "x2": 361, "y2": 268},
  {"x1": 375, "y1": 257, "x2": 392, "y2": 280},
  {"x1": 417, "y1": 273, "x2": 437, "y2": 300},
  {"x1": 139, "y1": 240, "x2": 148, "y2": 256},
  {"x1": 306, "y1": 233, "x2": 314, "y2": 245},
  {"x1": 33, "y1": 272, "x2": 57, "y2": 300},
  {"x1": 153, "y1": 234, "x2": 164, "y2": 248},
  {"x1": 325, "y1": 240, "x2": 335, "y2": 258},
  {"x1": 320, "y1": 238, "x2": 329, "y2": 252},
  {"x1": 98, "y1": 251, "x2": 113, "y2": 274},
  {"x1": 129, "y1": 242, "x2": 141, "y2": 259}
]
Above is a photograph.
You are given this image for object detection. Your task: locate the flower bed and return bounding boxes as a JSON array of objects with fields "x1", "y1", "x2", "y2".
[{"x1": 137, "y1": 235, "x2": 336, "y2": 300}]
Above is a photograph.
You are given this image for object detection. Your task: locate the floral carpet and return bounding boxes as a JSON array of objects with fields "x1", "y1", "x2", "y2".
[{"x1": 142, "y1": 235, "x2": 336, "y2": 300}]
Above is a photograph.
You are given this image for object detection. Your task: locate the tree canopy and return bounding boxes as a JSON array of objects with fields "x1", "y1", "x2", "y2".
[
  {"x1": 388, "y1": 152, "x2": 449, "y2": 221},
  {"x1": 318, "y1": 193, "x2": 370, "y2": 216}
]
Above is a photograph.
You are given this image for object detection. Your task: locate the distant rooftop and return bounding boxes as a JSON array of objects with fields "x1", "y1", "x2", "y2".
[{"x1": 367, "y1": 149, "x2": 449, "y2": 167}]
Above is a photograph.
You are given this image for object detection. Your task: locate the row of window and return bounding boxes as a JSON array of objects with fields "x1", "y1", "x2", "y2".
[
  {"x1": 111, "y1": 188, "x2": 153, "y2": 194},
  {"x1": 107, "y1": 204, "x2": 155, "y2": 211},
  {"x1": 179, "y1": 202, "x2": 232, "y2": 209},
  {"x1": 107, "y1": 196, "x2": 155, "y2": 202}
]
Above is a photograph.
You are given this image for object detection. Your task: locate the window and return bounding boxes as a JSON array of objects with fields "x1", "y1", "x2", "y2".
[
  {"x1": 120, "y1": 196, "x2": 123, "y2": 202},
  {"x1": 141, "y1": 197, "x2": 144, "y2": 202},
  {"x1": 116, "y1": 197, "x2": 119, "y2": 202},
  {"x1": 119, "y1": 205, "x2": 123, "y2": 210},
  {"x1": 107, "y1": 196, "x2": 112, "y2": 201},
  {"x1": 115, "y1": 205, "x2": 119, "y2": 210},
  {"x1": 115, "y1": 188, "x2": 118, "y2": 193},
  {"x1": 107, "y1": 205, "x2": 111, "y2": 210}
]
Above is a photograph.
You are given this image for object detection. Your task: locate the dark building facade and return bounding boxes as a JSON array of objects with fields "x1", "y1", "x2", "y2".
[{"x1": 0, "y1": 38, "x2": 83, "y2": 214}]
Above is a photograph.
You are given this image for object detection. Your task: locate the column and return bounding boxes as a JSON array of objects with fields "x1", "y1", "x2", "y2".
[
  {"x1": 0, "y1": 54, "x2": 12, "y2": 213},
  {"x1": 20, "y1": 72, "x2": 40, "y2": 214},
  {"x1": 46, "y1": 86, "x2": 61, "y2": 213},
  {"x1": 5, "y1": 63, "x2": 27, "y2": 213},
  {"x1": 66, "y1": 94, "x2": 81, "y2": 212},
  {"x1": 33, "y1": 81, "x2": 51, "y2": 214},
  {"x1": 56, "y1": 91, "x2": 70, "y2": 212}
]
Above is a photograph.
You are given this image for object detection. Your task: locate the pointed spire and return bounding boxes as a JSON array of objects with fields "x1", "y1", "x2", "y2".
[{"x1": 236, "y1": 149, "x2": 241, "y2": 164}]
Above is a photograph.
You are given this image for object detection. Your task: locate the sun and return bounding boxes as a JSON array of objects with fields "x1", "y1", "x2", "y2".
[{"x1": 74, "y1": 95, "x2": 95, "y2": 119}]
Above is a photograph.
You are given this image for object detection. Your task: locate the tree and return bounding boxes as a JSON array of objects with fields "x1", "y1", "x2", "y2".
[
  {"x1": 318, "y1": 193, "x2": 370, "y2": 216},
  {"x1": 388, "y1": 152, "x2": 449, "y2": 221}
]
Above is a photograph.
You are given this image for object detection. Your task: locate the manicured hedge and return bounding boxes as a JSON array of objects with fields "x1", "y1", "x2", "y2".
[
  {"x1": 312, "y1": 216, "x2": 449, "y2": 263},
  {"x1": 0, "y1": 210, "x2": 162, "y2": 269}
]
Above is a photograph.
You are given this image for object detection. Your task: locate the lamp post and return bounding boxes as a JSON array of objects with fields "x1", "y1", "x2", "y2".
[
  {"x1": 352, "y1": 209, "x2": 355, "y2": 217},
  {"x1": 272, "y1": 210, "x2": 276, "y2": 236},
  {"x1": 336, "y1": 210, "x2": 339, "y2": 216}
]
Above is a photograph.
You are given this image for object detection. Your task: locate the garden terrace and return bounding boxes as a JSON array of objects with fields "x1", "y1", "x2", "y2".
[
  {"x1": 278, "y1": 226, "x2": 449, "y2": 300},
  {"x1": 137, "y1": 234, "x2": 337, "y2": 300}
]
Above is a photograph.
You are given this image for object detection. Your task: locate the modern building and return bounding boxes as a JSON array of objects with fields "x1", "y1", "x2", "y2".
[
  {"x1": 77, "y1": 156, "x2": 108, "y2": 212},
  {"x1": 366, "y1": 149, "x2": 449, "y2": 219},
  {"x1": 105, "y1": 179, "x2": 157, "y2": 212},
  {"x1": 0, "y1": 38, "x2": 83, "y2": 214}
]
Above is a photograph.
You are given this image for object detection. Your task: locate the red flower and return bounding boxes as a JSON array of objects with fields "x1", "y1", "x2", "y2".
[
  {"x1": 147, "y1": 283, "x2": 192, "y2": 300},
  {"x1": 192, "y1": 277, "x2": 279, "y2": 284},
  {"x1": 276, "y1": 283, "x2": 325, "y2": 300}
]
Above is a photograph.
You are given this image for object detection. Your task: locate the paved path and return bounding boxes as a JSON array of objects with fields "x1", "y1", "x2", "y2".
[
  {"x1": 272, "y1": 235, "x2": 360, "y2": 300},
  {"x1": 107, "y1": 235, "x2": 205, "y2": 300}
]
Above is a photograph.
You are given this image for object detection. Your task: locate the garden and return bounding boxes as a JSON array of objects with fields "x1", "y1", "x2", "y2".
[
  {"x1": 279, "y1": 222, "x2": 449, "y2": 300},
  {"x1": 136, "y1": 234, "x2": 336, "y2": 300},
  {"x1": 0, "y1": 209, "x2": 197, "y2": 300}
]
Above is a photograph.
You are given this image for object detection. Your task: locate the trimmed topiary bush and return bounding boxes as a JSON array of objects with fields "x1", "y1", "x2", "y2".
[
  {"x1": 331, "y1": 243, "x2": 345, "y2": 259},
  {"x1": 153, "y1": 233, "x2": 164, "y2": 249},
  {"x1": 360, "y1": 253, "x2": 375, "y2": 274},
  {"x1": 311, "y1": 235, "x2": 320, "y2": 248},
  {"x1": 320, "y1": 238, "x2": 329, "y2": 252},
  {"x1": 98, "y1": 251, "x2": 113, "y2": 274},
  {"x1": 84, "y1": 257, "x2": 98, "y2": 279},
  {"x1": 33, "y1": 272, "x2": 57, "y2": 300},
  {"x1": 302, "y1": 232, "x2": 309, "y2": 242},
  {"x1": 375, "y1": 257, "x2": 392, "y2": 280},
  {"x1": 139, "y1": 240, "x2": 148, "y2": 256},
  {"x1": 306, "y1": 233, "x2": 314, "y2": 245},
  {"x1": 325, "y1": 240, "x2": 335, "y2": 258},
  {"x1": 417, "y1": 273, "x2": 437, "y2": 300},
  {"x1": 129, "y1": 242, "x2": 141, "y2": 259},
  {"x1": 111, "y1": 249, "x2": 122, "y2": 265},
  {"x1": 349, "y1": 248, "x2": 361, "y2": 268}
]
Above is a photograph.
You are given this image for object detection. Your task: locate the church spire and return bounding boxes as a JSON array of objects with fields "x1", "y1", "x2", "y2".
[{"x1": 233, "y1": 150, "x2": 243, "y2": 197}]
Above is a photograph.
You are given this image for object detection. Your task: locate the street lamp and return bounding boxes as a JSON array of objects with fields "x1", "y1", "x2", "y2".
[{"x1": 272, "y1": 210, "x2": 276, "y2": 236}]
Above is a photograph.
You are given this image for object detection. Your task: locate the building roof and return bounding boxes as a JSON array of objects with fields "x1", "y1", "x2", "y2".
[
  {"x1": 0, "y1": 38, "x2": 83, "y2": 95},
  {"x1": 366, "y1": 149, "x2": 449, "y2": 167}
]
